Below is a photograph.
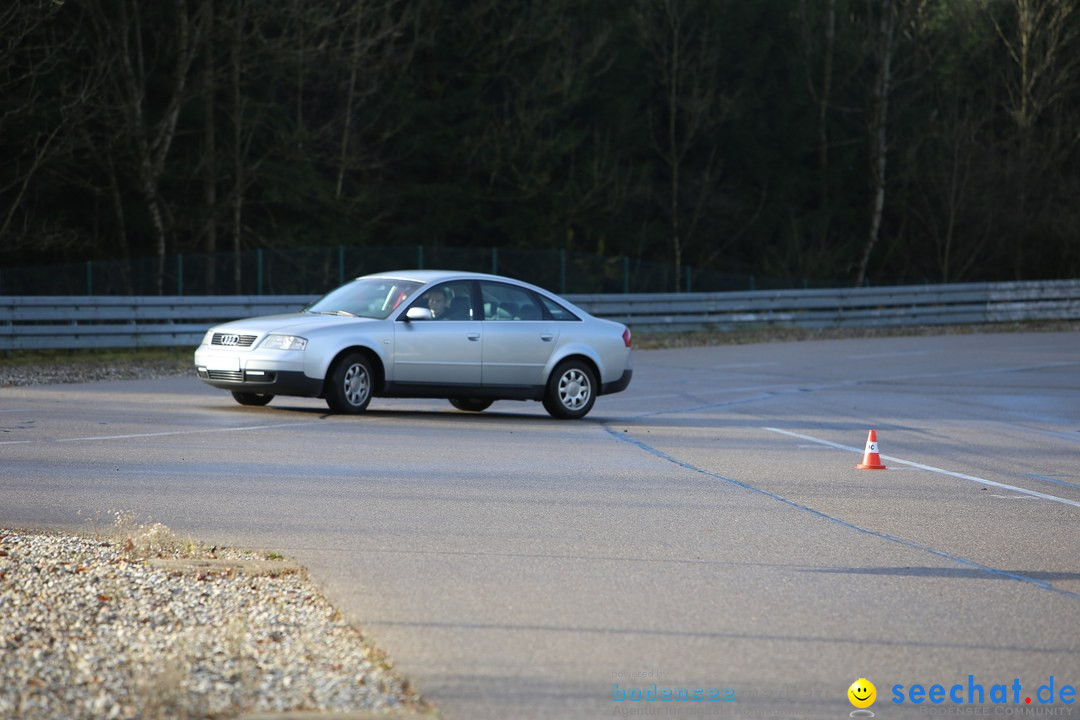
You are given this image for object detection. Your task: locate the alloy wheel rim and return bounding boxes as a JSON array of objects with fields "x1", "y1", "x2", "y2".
[
  {"x1": 343, "y1": 364, "x2": 369, "y2": 405},
  {"x1": 559, "y1": 369, "x2": 590, "y2": 409}
]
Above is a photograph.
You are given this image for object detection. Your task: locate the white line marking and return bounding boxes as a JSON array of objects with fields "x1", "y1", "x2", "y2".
[
  {"x1": 763, "y1": 427, "x2": 1080, "y2": 509},
  {"x1": 53, "y1": 421, "x2": 322, "y2": 443}
]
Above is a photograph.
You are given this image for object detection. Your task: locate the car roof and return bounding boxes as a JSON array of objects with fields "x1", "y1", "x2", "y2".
[
  {"x1": 355, "y1": 269, "x2": 594, "y2": 319},
  {"x1": 359, "y1": 269, "x2": 526, "y2": 285}
]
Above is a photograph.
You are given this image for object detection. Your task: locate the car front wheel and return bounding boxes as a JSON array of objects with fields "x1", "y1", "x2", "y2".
[
  {"x1": 543, "y1": 359, "x2": 596, "y2": 419},
  {"x1": 231, "y1": 391, "x2": 274, "y2": 406},
  {"x1": 325, "y1": 353, "x2": 373, "y2": 414}
]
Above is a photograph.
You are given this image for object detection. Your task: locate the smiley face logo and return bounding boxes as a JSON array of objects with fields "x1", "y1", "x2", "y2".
[{"x1": 847, "y1": 678, "x2": 876, "y2": 709}]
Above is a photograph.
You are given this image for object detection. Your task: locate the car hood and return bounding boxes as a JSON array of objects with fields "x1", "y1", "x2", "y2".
[{"x1": 212, "y1": 312, "x2": 380, "y2": 336}]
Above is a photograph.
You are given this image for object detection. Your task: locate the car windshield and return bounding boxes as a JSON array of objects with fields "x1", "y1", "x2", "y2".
[{"x1": 304, "y1": 278, "x2": 424, "y2": 319}]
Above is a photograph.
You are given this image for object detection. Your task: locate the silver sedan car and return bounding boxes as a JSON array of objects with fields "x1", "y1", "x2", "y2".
[{"x1": 194, "y1": 270, "x2": 633, "y2": 419}]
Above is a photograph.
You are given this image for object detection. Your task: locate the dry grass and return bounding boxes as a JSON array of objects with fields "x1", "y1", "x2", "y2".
[{"x1": 106, "y1": 510, "x2": 207, "y2": 560}]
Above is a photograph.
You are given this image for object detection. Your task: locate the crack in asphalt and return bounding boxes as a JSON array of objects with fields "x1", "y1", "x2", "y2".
[{"x1": 601, "y1": 424, "x2": 1080, "y2": 604}]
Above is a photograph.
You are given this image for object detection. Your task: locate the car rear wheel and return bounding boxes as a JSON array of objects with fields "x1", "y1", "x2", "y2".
[
  {"x1": 231, "y1": 391, "x2": 274, "y2": 406},
  {"x1": 325, "y1": 353, "x2": 373, "y2": 414},
  {"x1": 543, "y1": 359, "x2": 596, "y2": 419},
  {"x1": 449, "y1": 398, "x2": 493, "y2": 412}
]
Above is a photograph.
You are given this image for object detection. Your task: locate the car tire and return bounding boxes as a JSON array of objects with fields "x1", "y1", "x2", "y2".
[
  {"x1": 231, "y1": 391, "x2": 274, "y2": 406},
  {"x1": 325, "y1": 353, "x2": 374, "y2": 414},
  {"x1": 449, "y1": 398, "x2": 493, "y2": 412},
  {"x1": 542, "y1": 359, "x2": 596, "y2": 419}
]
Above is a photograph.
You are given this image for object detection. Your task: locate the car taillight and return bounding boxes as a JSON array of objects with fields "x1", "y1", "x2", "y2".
[{"x1": 622, "y1": 328, "x2": 632, "y2": 348}]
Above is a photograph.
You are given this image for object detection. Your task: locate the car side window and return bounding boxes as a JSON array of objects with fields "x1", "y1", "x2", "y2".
[
  {"x1": 537, "y1": 295, "x2": 580, "y2": 321},
  {"x1": 481, "y1": 282, "x2": 544, "y2": 321},
  {"x1": 406, "y1": 281, "x2": 475, "y2": 320}
]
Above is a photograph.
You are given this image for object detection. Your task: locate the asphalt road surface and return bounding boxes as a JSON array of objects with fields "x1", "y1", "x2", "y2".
[{"x1": 2, "y1": 332, "x2": 1079, "y2": 719}]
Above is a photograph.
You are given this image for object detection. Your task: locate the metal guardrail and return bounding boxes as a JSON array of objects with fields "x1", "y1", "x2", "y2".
[
  {"x1": 1, "y1": 280, "x2": 1078, "y2": 350},
  {"x1": 0, "y1": 296, "x2": 315, "y2": 351},
  {"x1": 569, "y1": 280, "x2": 1080, "y2": 331}
]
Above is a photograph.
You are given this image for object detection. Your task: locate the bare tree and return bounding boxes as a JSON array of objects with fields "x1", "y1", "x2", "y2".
[
  {"x1": 634, "y1": 0, "x2": 732, "y2": 291},
  {"x1": 85, "y1": 0, "x2": 202, "y2": 294},
  {"x1": 854, "y1": 0, "x2": 898, "y2": 287},
  {"x1": 202, "y1": 0, "x2": 218, "y2": 291},
  {"x1": 993, "y1": 0, "x2": 1079, "y2": 150},
  {"x1": 422, "y1": 0, "x2": 625, "y2": 257},
  {"x1": 229, "y1": 0, "x2": 245, "y2": 293},
  {"x1": 990, "y1": 0, "x2": 1080, "y2": 275},
  {"x1": 798, "y1": 0, "x2": 842, "y2": 258},
  {"x1": 0, "y1": 2, "x2": 74, "y2": 249},
  {"x1": 335, "y1": 0, "x2": 417, "y2": 201}
]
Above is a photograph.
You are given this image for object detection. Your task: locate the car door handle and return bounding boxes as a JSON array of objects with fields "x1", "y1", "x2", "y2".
[
  {"x1": 540, "y1": 333, "x2": 554, "y2": 342},
  {"x1": 467, "y1": 333, "x2": 481, "y2": 341}
]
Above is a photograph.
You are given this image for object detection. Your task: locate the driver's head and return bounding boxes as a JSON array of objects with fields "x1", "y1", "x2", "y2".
[{"x1": 427, "y1": 290, "x2": 448, "y2": 316}]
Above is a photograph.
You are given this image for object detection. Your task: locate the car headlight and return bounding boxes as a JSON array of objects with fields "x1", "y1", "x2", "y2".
[{"x1": 260, "y1": 334, "x2": 308, "y2": 351}]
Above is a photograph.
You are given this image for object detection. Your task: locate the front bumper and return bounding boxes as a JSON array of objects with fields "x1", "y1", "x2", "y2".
[
  {"x1": 194, "y1": 347, "x2": 324, "y2": 397},
  {"x1": 195, "y1": 367, "x2": 324, "y2": 397}
]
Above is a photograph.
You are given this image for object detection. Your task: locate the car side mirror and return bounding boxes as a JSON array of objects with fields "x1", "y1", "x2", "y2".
[{"x1": 405, "y1": 306, "x2": 434, "y2": 321}]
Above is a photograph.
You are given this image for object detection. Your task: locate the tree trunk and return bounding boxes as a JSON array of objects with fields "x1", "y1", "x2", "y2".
[
  {"x1": 854, "y1": 0, "x2": 896, "y2": 287},
  {"x1": 817, "y1": 0, "x2": 835, "y2": 249},
  {"x1": 665, "y1": 0, "x2": 683, "y2": 291},
  {"x1": 203, "y1": 0, "x2": 217, "y2": 292},
  {"x1": 231, "y1": 0, "x2": 245, "y2": 293},
  {"x1": 114, "y1": 0, "x2": 195, "y2": 294},
  {"x1": 337, "y1": 3, "x2": 364, "y2": 200}
]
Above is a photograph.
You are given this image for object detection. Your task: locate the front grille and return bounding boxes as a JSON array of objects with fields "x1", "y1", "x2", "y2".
[
  {"x1": 207, "y1": 370, "x2": 244, "y2": 381},
  {"x1": 211, "y1": 333, "x2": 257, "y2": 347}
]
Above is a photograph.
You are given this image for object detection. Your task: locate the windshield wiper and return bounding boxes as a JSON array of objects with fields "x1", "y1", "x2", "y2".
[{"x1": 311, "y1": 310, "x2": 357, "y2": 317}]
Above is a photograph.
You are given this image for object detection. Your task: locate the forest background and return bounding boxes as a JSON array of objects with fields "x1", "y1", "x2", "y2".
[{"x1": 1, "y1": 0, "x2": 1078, "y2": 294}]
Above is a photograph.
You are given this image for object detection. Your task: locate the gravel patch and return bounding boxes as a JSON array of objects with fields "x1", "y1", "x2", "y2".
[
  {"x1": 0, "y1": 523, "x2": 430, "y2": 719},
  {"x1": 0, "y1": 355, "x2": 190, "y2": 387}
]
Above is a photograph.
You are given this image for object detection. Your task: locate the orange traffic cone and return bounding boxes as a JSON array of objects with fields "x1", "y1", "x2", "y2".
[{"x1": 856, "y1": 429, "x2": 887, "y2": 470}]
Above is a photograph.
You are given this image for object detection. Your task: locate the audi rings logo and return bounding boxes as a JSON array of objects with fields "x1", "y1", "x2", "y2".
[{"x1": 219, "y1": 334, "x2": 241, "y2": 346}]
